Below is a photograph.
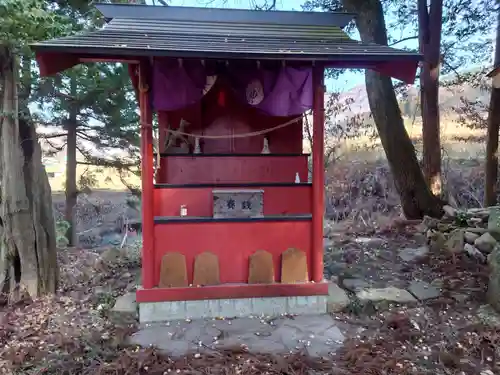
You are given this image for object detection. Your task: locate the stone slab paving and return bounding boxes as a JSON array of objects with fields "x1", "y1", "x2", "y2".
[
  {"x1": 408, "y1": 280, "x2": 442, "y2": 301},
  {"x1": 129, "y1": 314, "x2": 347, "y2": 358},
  {"x1": 323, "y1": 230, "x2": 446, "y2": 303}
]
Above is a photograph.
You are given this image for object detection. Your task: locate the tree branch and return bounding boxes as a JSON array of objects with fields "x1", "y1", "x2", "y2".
[
  {"x1": 388, "y1": 35, "x2": 418, "y2": 46},
  {"x1": 39, "y1": 133, "x2": 67, "y2": 139}
]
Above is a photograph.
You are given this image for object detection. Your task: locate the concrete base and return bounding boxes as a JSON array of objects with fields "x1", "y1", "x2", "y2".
[{"x1": 139, "y1": 295, "x2": 327, "y2": 323}]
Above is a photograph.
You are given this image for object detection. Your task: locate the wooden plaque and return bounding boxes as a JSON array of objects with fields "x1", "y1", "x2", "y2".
[
  {"x1": 159, "y1": 252, "x2": 188, "y2": 288},
  {"x1": 248, "y1": 250, "x2": 275, "y2": 284},
  {"x1": 193, "y1": 252, "x2": 220, "y2": 286},
  {"x1": 281, "y1": 248, "x2": 308, "y2": 284}
]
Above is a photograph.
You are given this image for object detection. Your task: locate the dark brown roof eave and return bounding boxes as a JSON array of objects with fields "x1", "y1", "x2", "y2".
[
  {"x1": 32, "y1": 44, "x2": 422, "y2": 63},
  {"x1": 94, "y1": 3, "x2": 357, "y2": 29},
  {"x1": 487, "y1": 65, "x2": 500, "y2": 78}
]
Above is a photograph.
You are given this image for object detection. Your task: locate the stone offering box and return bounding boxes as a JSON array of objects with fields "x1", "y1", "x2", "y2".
[{"x1": 212, "y1": 189, "x2": 264, "y2": 218}]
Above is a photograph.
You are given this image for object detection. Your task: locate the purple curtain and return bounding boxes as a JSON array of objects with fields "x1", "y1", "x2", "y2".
[
  {"x1": 152, "y1": 59, "x2": 314, "y2": 116},
  {"x1": 152, "y1": 59, "x2": 209, "y2": 111},
  {"x1": 226, "y1": 66, "x2": 313, "y2": 117}
]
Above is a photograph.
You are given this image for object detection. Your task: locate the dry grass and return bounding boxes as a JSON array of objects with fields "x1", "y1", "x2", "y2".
[{"x1": 47, "y1": 164, "x2": 140, "y2": 192}]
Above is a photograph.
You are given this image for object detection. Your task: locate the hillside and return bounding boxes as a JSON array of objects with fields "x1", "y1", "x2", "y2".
[{"x1": 336, "y1": 78, "x2": 489, "y2": 117}]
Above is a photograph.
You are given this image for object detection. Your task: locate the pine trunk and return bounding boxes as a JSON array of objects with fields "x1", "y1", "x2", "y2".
[
  {"x1": 419, "y1": 0, "x2": 443, "y2": 196},
  {"x1": 64, "y1": 77, "x2": 78, "y2": 246},
  {"x1": 0, "y1": 46, "x2": 58, "y2": 301},
  {"x1": 341, "y1": 0, "x2": 443, "y2": 219},
  {"x1": 485, "y1": 10, "x2": 500, "y2": 207}
]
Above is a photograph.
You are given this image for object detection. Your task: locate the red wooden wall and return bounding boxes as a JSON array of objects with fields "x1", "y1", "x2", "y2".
[
  {"x1": 160, "y1": 155, "x2": 308, "y2": 185},
  {"x1": 153, "y1": 219, "x2": 312, "y2": 286},
  {"x1": 153, "y1": 184, "x2": 312, "y2": 217}
]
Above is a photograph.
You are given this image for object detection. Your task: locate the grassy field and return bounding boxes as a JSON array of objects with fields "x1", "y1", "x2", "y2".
[
  {"x1": 47, "y1": 164, "x2": 140, "y2": 192},
  {"x1": 46, "y1": 117, "x2": 486, "y2": 192}
]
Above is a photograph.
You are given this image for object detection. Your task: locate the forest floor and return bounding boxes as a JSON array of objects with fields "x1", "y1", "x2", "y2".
[
  {"x1": 0, "y1": 219, "x2": 498, "y2": 375},
  {"x1": 1, "y1": 154, "x2": 497, "y2": 374}
]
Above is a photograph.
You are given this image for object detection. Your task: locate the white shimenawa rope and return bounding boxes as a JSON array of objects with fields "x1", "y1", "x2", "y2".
[
  {"x1": 163, "y1": 115, "x2": 303, "y2": 140},
  {"x1": 150, "y1": 114, "x2": 304, "y2": 174}
]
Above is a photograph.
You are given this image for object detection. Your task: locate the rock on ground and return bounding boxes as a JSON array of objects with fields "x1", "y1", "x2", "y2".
[
  {"x1": 444, "y1": 229, "x2": 465, "y2": 254},
  {"x1": 465, "y1": 243, "x2": 486, "y2": 263},
  {"x1": 474, "y1": 232, "x2": 497, "y2": 254},
  {"x1": 487, "y1": 246, "x2": 500, "y2": 312},
  {"x1": 342, "y1": 278, "x2": 370, "y2": 292},
  {"x1": 99, "y1": 247, "x2": 122, "y2": 262},
  {"x1": 398, "y1": 246, "x2": 429, "y2": 262},
  {"x1": 487, "y1": 206, "x2": 500, "y2": 234},
  {"x1": 408, "y1": 280, "x2": 441, "y2": 301},
  {"x1": 327, "y1": 283, "x2": 350, "y2": 313},
  {"x1": 464, "y1": 231, "x2": 480, "y2": 244},
  {"x1": 477, "y1": 304, "x2": 500, "y2": 328},
  {"x1": 112, "y1": 292, "x2": 137, "y2": 313},
  {"x1": 356, "y1": 287, "x2": 417, "y2": 304}
]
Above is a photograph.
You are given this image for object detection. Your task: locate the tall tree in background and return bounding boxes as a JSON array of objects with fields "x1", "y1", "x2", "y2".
[
  {"x1": 33, "y1": 1, "x2": 139, "y2": 245},
  {"x1": 0, "y1": 0, "x2": 73, "y2": 299},
  {"x1": 36, "y1": 63, "x2": 139, "y2": 245},
  {"x1": 303, "y1": 0, "x2": 495, "y2": 216},
  {"x1": 485, "y1": 9, "x2": 500, "y2": 207},
  {"x1": 340, "y1": 0, "x2": 442, "y2": 218},
  {"x1": 303, "y1": 0, "x2": 442, "y2": 218},
  {"x1": 418, "y1": 0, "x2": 443, "y2": 196}
]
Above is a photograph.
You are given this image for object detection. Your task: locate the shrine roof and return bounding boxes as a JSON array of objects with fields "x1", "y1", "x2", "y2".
[
  {"x1": 487, "y1": 64, "x2": 500, "y2": 78},
  {"x1": 31, "y1": 3, "x2": 421, "y2": 63}
]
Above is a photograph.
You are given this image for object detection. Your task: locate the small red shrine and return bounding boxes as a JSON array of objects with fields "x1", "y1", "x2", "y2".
[{"x1": 33, "y1": 3, "x2": 421, "y2": 322}]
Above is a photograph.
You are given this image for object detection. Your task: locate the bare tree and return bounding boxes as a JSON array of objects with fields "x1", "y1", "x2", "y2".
[{"x1": 418, "y1": 0, "x2": 443, "y2": 196}]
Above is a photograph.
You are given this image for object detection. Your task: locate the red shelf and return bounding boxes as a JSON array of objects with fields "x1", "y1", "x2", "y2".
[
  {"x1": 136, "y1": 282, "x2": 329, "y2": 303},
  {"x1": 153, "y1": 184, "x2": 311, "y2": 217}
]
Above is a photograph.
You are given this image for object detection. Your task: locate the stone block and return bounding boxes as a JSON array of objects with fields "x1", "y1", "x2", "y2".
[
  {"x1": 138, "y1": 296, "x2": 327, "y2": 323},
  {"x1": 213, "y1": 189, "x2": 263, "y2": 218},
  {"x1": 112, "y1": 292, "x2": 137, "y2": 313}
]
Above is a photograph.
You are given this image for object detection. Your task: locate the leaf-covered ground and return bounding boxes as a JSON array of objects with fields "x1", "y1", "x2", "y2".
[{"x1": 0, "y1": 224, "x2": 499, "y2": 375}]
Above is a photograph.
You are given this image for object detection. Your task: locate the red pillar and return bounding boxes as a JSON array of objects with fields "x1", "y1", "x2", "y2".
[
  {"x1": 311, "y1": 65, "x2": 325, "y2": 283},
  {"x1": 139, "y1": 62, "x2": 155, "y2": 289}
]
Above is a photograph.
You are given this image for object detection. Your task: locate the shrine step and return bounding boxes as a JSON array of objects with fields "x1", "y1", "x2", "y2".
[
  {"x1": 138, "y1": 295, "x2": 327, "y2": 322},
  {"x1": 212, "y1": 189, "x2": 263, "y2": 218}
]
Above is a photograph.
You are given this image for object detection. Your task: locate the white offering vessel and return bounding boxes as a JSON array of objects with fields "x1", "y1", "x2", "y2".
[
  {"x1": 261, "y1": 137, "x2": 270, "y2": 154},
  {"x1": 194, "y1": 137, "x2": 201, "y2": 154}
]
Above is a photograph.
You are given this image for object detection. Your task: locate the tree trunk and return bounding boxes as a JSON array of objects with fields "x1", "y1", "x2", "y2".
[
  {"x1": 419, "y1": 0, "x2": 443, "y2": 196},
  {"x1": 0, "y1": 46, "x2": 58, "y2": 301},
  {"x1": 485, "y1": 10, "x2": 500, "y2": 207},
  {"x1": 64, "y1": 77, "x2": 78, "y2": 246},
  {"x1": 341, "y1": 0, "x2": 443, "y2": 219}
]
